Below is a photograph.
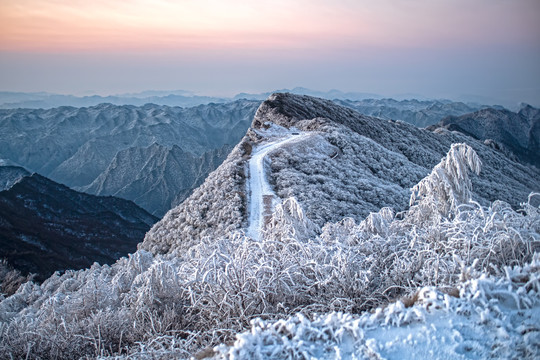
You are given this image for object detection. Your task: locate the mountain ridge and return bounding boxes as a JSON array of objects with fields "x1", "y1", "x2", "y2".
[
  {"x1": 0, "y1": 100, "x2": 260, "y2": 214},
  {"x1": 140, "y1": 93, "x2": 540, "y2": 255},
  {"x1": 430, "y1": 105, "x2": 540, "y2": 167}
]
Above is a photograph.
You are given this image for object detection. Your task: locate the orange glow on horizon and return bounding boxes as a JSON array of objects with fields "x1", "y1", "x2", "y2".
[
  {"x1": 0, "y1": 0, "x2": 368, "y2": 52},
  {"x1": 1, "y1": 0, "x2": 539, "y2": 53}
]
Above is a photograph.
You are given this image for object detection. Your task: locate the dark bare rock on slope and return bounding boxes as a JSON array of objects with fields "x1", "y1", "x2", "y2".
[{"x1": 0, "y1": 172, "x2": 157, "y2": 281}]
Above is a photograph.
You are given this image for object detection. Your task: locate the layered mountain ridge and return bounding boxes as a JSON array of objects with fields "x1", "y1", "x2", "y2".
[
  {"x1": 0, "y1": 100, "x2": 260, "y2": 215},
  {"x1": 431, "y1": 104, "x2": 540, "y2": 167},
  {"x1": 82, "y1": 143, "x2": 232, "y2": 216},
  {"x1": 334, "y1": 98, "x2": 493, "y2": 127},
  {"x1": 1, "y1": 93, "x2": 539, "y2": 359}
]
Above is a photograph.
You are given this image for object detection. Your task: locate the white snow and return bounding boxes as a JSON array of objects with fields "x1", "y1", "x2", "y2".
[
  {"x1": 212, "y1": 255, "x2": 540, "y2": 359},
  {"x1": 246, "y1": 131, "x2": 309, "y2": 240},
  {"x1": 0, "y1": 140, "x2": 538, "y2": 359}
]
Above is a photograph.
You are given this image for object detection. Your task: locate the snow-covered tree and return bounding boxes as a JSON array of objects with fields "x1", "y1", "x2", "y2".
[
  {"x1": 408, "y1": 143, "x2": 481, "y2": 223},
  {"x1": 263, "y1": 197, "x2": 319, "y2": 242}
]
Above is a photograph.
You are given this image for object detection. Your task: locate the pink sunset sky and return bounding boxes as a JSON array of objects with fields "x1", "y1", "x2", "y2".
[{"x1": 1, "y1": 0, "x2": 539, "y2": 105}]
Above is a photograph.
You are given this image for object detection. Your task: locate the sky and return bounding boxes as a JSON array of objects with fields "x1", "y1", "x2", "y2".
[{"x1": 1, "y1": 0, "x2": 539, "y2": 106}]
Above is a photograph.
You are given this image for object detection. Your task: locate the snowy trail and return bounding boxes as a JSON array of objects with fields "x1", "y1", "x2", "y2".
[{"x1": 247, "y1": 133, "x2": 308, "y2": 240}]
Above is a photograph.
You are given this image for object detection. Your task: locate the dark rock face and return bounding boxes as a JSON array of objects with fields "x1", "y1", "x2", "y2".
[
  {"x1": 0, "y1": 173, "x2": 157, "y2": 281},
  {"x1": 433, "y1": 105, "x2": 540, "y2": 167}
]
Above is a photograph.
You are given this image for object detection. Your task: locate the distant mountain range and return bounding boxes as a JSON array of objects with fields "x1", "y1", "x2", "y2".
[
  {"x1": 335, "y1": 98, "x2": 497, "y2": 128},
  {"x1": 429, "y1": 104, "x2": 540, "y2": 167},
  {"x1": 1, "y1": 88, "x2": 514, "y2": 110},
  {"x1": 0, "y1": 88, "x2": 386, "y2": 109},
  {"x1": 0, "y1": 100, "x2": 259, "y2": 216},
  {"x1": 0, "y1": 166, "x2": 157, "y2": 281},
  {"x1": 0, "y1": 90, "x2": 230, "y2": 109}
]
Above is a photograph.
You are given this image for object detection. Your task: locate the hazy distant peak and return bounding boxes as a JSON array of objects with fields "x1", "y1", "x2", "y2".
[{"x1": 434, "y1": 105, "x2": 540, "y2": 167}]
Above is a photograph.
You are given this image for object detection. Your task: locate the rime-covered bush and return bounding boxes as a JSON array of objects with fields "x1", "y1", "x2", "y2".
[
  {"x1": 263, "y1": 197, "x2": 319, "y2": 242},
  {"x1": 1, "y1": 144, "x2": 539, "y2": 359},
  {"x1": 408, "y1": 143, "x2": 481, "y2": 223},
  {"x1": 213, "y1": 254, "x2": 540, "y2": 359}
]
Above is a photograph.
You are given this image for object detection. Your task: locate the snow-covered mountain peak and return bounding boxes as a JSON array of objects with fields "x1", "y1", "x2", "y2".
[{"x1": 251, "y1": 92, "x2": 359, "y2": 131}]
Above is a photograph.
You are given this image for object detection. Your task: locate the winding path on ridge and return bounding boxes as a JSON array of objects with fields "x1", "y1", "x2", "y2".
[{"x1": 247, "y1": 132, "x2": 309, "y2": 240}]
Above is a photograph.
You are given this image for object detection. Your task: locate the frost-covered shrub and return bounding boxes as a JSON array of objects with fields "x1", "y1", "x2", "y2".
[
  {"x1": 1, "y1": 144, "x2": 538, "y2": 359},
  {"x1": 263, "y1": 197, "x2": 319, "y2": 242},
  {"x1": 408, "y1": 143, "x2": 481, "y2": 223},
  {"x1": 213, "y1": 254, "x2": 540, "y2": 359}
]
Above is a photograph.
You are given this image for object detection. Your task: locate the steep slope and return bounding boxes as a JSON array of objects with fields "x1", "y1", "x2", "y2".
[
  {"x1": 433, "y1": 105, "x2": 540, "y2": 166},
  {"x1": 140, "y1": 140, "x2": 250, "y2": 254},
  {"x1": 141, "y1": 93, "x2": 540, "y2": 254},
  {"x1": 82, "y1": 143, "x2": 232, "y2": 217},
  {"x1": 0, "y1": 174, "x2": 157, "y2": 281},
  {"x1": 334, "y1": 98, "x2": 489, "y2": 127}
]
